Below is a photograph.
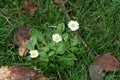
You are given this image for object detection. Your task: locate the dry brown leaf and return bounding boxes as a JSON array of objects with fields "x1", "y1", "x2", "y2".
[
  {"x1": 89, "y1": 64, "x2": 104, "y2": 80},
  {"x1": 0, "y1": 66, "x2": 49, "y2": 80},
  {"x1": 14, "y1": 24, "x2": 30, "y2": 57},
  {"x1": 18, "y1": 40, "x2": 29, "y2": 57},
  {"x1": 14, "y1": 24, "x2": 30, "y2": 46},
  {"x1": 22, "y1": 1, "x2": 38, "y2": 15},
  {"x1": 94, "y1": 53, "x2": 120, "y2": 72}
]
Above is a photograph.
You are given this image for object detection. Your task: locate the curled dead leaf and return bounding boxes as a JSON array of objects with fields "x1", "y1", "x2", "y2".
[
  {"x1": 89, "y1": 64, "x2": 104, "y2": 80},
  {"x1": 18, "y1": 40, "x2": 29, "y2": 57},
  {"x1": 89, "y1": 53, "x2": 120, "y2": 80},
  {"x1": 14, "y1": 24, "x2": 30, "y2": 57},
  {"x1": 22, "y1": 1, "x2": 38, "y2": 15},
  {"x1": 94, "y1": 53, "x2": 120, "y2": 72},
  {"x1": 0, "y1": 66, "x2": 49, "y2": 80}
]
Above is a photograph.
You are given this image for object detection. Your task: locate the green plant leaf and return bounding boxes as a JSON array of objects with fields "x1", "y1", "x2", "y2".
[
  {"x1": 30, "y1": 29, "x2": 37, "y2": 35},
  {"x1": 26, "y1": 29, "x2": 38, "y2": 50},
  {"x1": 26, "y1": 35, "x2": 37, "y2": 50},
  {"x1": 37, "y1": 32, "x2": 46, "y2": 45},
  {"x1": 48, "y1": 51, "x2": 55, "y2": 57},
  {"x1": 26, "y1": 43, "x2": 33, "y2": 50},
  {"x1": 30, "y1": 29, "x2": 46, "y2": 45},
  {"x1": 24, "y1": 56, "x2": 32, "y2": 61},
  {"x1": 63, "y1": 33, "x2": 69, "y2": 41},
  {"x1": 56, "y1": 23, "x2": 65, "y2": 33},
  {"x1": 56, "y1": 43, "x2": 66, "y2": 54},
  {"x1": 71, "y1": 36, "x2": 80, "y2": 46},
  {"x1": 69, "y1": 47, "x2": 78, "y2": 52},
  {"x1": 30, "y1": 35, "x2": 37, "y2": 48},
  {"x1": 48, "y1": 42, "x2": 55, "y2": 49},
  {"x1": 67, "y1": 53, "x2": 77, "y2": 60},
  {"x1": 40, "y1": 46, "x2": 49, "y2": 52},
  {"x1": 58, "y1": 53, "x2": 77, "y2": 66},
  {"x1": 39, "y1": 52, "x2": 49, "y2": 62}
]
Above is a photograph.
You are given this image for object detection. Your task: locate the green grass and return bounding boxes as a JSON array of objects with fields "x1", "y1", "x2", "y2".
[{"x1": 0, "y1": 0, "x2": 120, "y2": 80}]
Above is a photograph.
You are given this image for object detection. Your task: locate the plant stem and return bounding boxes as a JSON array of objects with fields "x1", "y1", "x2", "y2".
[
  {"x1": 61, "y1": 0, "x2": 88, "y2": 48},
  {"x1": 74, "y1": 31, "x2": 88, "y2": 48}
]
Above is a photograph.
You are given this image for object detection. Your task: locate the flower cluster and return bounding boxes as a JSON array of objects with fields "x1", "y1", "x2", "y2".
[
  {"x1": 28, "y1": 20, "x2": 79, "y2": 58},
  {"x1": 52, "y1": 20, "x2": 79, "y2": 43}
]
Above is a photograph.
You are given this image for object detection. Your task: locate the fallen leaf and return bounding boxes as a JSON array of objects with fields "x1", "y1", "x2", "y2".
[
  {"x1": 14, "y1": 24, "x2": 30, "y2": 57},
  {"x1": 94, "y1": 53, "x2": 120, "y2": 72},
  {"x1": 89, "y1": 64, "x2": 104, "y2": 80},
  {"x1": 18, "y1": 40, "x2": 29, "y2": 57},
  {"x1": 0, "y1": 66, "x2": 49, "y2": 80},
  {"x1": 22, "y1": 1, "x2": 38, "y2": 15}
]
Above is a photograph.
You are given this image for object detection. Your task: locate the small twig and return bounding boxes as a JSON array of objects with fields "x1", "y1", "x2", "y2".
[
  {"x1": 74, "y1": 31, "x2": 88, "y2": 48},
  {"x1": 61, "y1": 0, "x2": 88, "y2": 48},
  {"x1": 61, "y1": 0, "x2": 71, "y2": 20}
]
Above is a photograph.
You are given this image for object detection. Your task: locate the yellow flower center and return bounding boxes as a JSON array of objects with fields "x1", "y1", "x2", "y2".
[
  {"x1": 31, "y1": 52, "x2": 36, "y2": 57},
  {"x1": 71, "y1": 23, "x2": 76, "y2": 28},
  {"x1": 54, "y1": 36, "x2": 59, "y2": 41}
]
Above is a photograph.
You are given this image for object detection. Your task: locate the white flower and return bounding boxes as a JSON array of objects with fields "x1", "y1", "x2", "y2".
[
  {"x1": 68, "y1": 20, "x2": 79, "y2": 31},
  {"x1": 52, "y1": 34, "x2": 62, "y2": 43},
  {"x1": 29, "y1": 50, "x2": 39, "y2": 58}
]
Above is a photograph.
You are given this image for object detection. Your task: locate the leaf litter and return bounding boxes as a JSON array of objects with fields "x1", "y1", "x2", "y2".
[
  {"x1": 89, "y1": 53, "x2": 120, "y2": 80},
  {"x1": 0, "y1": 66, "x2": 49, "y2": 80},
  {"x1": 14, "y1": 24, "x2": 31, "y2": 57},
  {"x1": 94, "y1": 53, "x2": 120, "y2": 72},
  {"x1": 22, "y1": 1, "x2": 38, "y2": 15}
]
